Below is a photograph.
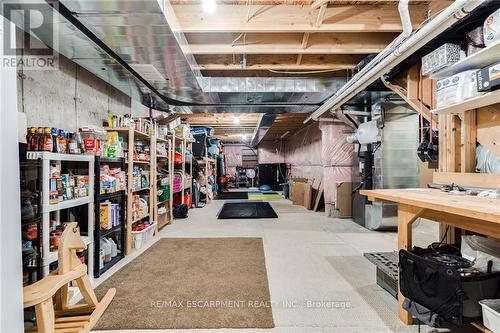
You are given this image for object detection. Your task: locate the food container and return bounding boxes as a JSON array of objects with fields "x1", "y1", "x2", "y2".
[{"x1": 479, "y1": 299, "x2": 500, "y2": 333}]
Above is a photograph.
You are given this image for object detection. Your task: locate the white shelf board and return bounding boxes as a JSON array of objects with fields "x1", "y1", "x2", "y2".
[
  {"x1": 26, "y1": 151, "x2": 95, "y2": 162},
  {"x1": 431, "y1": 89, "x2": 500, "y2": 115},
  {"x1": 42, "y1": 196, "x2": 93, "y2": 213},
  {"x1": 43, "y1": 236, "x2": 92, "y2": 265},
  {"x1": 430, "y1": 40, "x2": 500, "y2": 80}
]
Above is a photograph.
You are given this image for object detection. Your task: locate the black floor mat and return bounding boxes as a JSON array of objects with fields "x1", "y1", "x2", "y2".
[
  {"x1": 215, "y1": 192, "x2": 248, "y2": 200},
  {"x1": 261, "y1": 191, "x2": 278, "y2": 195},
  {"x1": 218, "y1": 202, "x2": 278, "y2": 219}
]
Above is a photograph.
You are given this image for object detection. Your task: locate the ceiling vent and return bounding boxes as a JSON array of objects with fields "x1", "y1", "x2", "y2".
[{"x1": 129, "y1": 64, "x2": 168, "y2": 83}]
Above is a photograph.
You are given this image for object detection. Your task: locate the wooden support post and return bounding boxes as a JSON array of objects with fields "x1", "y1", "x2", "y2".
[
  {"x1": 461, "y1": 110, "x2": 477, "y2": 173},
  {"x1": 397, "y1": 204, "x2": 424, "y2": 325},
  {"x1": 35, "y1": 298, "x2": 55, "y2": 333}
]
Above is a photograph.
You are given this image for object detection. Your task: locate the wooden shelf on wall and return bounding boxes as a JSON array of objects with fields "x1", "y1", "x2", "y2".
[{"x1": 431, "y1": 89, "x2": 500, "y2": 115}]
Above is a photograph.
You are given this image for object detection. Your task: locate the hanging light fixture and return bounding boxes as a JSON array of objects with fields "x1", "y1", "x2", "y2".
[{"x1": 233, "y1": 116, "x2": 240, "y2": 124}]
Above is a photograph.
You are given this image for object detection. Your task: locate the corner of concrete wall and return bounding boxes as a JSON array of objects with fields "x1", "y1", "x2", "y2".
[{"x1": 18, "y1": 51, "x2": 132, "y2": 131}]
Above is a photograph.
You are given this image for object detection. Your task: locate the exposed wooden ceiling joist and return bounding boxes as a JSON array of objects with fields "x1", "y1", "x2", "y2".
[
  {"x1": 171, "y1": 4, "x2": 427, "y2": 33},
  {"x1": 170, "y1": 0, "x2": 432, "y2": 5},
  {"x1": 183, "y1": 32, "x2": 396, "y2": 55},
  {"x1": 261, "y1": 113, "x2": 310, "y2": 141},
  {"x1": 193, "y1": 54, "x2": 363, "y2": 71}
]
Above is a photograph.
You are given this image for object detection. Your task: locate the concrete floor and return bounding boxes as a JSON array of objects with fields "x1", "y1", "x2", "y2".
[{"x1": 93, "y1": 199, "x2": 477, "y2": 333}]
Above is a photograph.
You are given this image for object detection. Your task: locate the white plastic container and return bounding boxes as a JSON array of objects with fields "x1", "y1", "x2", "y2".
[
  {"x1": 101, "y1": 238, "x2": 112, "y2": 263},
  {"x1": 131, "y1": 222, "x2": 157, "y2": 249},
  {"x1": 484, "y1": 8, "x2": 500, "y2": 47},
  {"x1": 479, "y1": 299, "x2": 500, "y2": 333},
  {"x1": 108, "y1": 238, "x2": 118, "y2": 257}
]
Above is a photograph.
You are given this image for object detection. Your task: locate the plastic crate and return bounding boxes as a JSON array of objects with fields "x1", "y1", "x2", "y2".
[
  {"x1": 173, "y1": 173, "x2": 182, "y2": 193},
  {"x1": 131, "y1": 222, "x2": 156, "y2": 250},
  {"x1": 158, "y1": 184, "x2": 170, "y2": 202},
  {"x1": 479, "y1": 299, "x2": 500, "y2": 333}
]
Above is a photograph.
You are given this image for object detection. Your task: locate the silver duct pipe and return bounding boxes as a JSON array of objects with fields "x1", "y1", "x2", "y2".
[{"x1": 305, "y1": 0, "x2": 486, "y2": 123}]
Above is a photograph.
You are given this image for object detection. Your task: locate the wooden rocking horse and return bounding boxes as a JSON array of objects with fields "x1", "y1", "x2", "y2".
[{"x1": 24, "y1": 222, "x2": 115, "y2": 333}]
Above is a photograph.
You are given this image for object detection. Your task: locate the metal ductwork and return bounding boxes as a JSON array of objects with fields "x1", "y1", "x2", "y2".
[{"x1": 4, "y1": 0, "x2": 347, "y2": 113}]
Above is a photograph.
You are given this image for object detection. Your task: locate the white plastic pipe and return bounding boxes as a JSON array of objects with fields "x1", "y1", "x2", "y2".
[{"x1": 306, "y1": 0, "x2": 486, "y2": 123}]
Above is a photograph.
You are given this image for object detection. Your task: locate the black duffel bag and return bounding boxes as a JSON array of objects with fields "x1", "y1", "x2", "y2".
[
  {"x1": 399, "y1": 248, "x2": 500, "y2": 325},
  {"x1": 173, "y1": 204, "x2": 189, "y2": 219}
]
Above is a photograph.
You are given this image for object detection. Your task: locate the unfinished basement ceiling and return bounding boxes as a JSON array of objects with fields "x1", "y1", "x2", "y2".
[{"x1": 9, "y1": 0, "x2": 437, "y2": 114}]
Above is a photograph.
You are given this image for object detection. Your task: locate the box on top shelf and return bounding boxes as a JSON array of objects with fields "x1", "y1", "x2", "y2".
[
  {"x1": 422, "y1": 43, "x2": 464, "y2": 76},
  {"x1": 476, "y1": 61, "x2": 500, "y2": 92},
  {"x1": 484, "y1": 8, "x2": 500, "y2": 47}
]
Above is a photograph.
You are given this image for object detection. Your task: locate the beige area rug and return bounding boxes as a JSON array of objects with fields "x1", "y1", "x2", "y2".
[{"x1": 94, "y1": 238, "x2": 275, "y2": 330}]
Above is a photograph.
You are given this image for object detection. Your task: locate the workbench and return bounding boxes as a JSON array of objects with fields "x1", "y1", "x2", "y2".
[{"x1": 360, "y1": 188, "x2": 500, "y2": 327}]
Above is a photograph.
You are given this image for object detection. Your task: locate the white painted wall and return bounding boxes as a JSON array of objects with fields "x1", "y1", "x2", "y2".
[{"x1": 0, "y1": 17, "x2": 25, "y2": 333}]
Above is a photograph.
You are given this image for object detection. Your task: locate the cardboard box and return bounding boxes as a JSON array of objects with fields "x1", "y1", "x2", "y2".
[
  {"x1": 335, "y1": 182, "x2": 353, "y2": 218},
  {"x1": 476, "y1": 61, "x2": 500, "y2": 92}
]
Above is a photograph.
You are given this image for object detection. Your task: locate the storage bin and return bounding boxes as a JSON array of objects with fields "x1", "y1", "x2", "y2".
[
  {"x1": 173, "y1": 173, "x2": 182, "y2": 193},
  {"x1": 173, "y1": 193, "x2": 192, "y2": 208},
  {"x1": 158, "y1": 184, "x2": 170, "y2": 202},
  {"x1": 131, "y1": 222, "x2": 156, "y2": 249},
  {"x1": 479, "y1": 299, "x2": 500, "y2": 333},
  {"x1": 174, "y1": 151, "x2": 183, "y2": 164}
]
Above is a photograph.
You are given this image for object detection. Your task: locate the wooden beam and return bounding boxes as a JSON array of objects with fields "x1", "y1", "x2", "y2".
[
  {"x1": 171, "y1": 0, "x2": 433, "y2": 4},
  {"x1": 183, "y1": 32, "x2": 395, "y2": 55},
  {"x1": 461, "y1": 110, "x2": 476, "y2": 173},
  {"x1": 311, "y1": 0, "x2": 328, "y2": 10},
  {"x1": 193, "y1": 63, "x2": 354, "y2": 70},
  {"x1": 172, "y1": 4, "x2": 427, "y2": 33},
  {"x1": 433, "y1": 172, "x2": 500, "y2": 189},
  {"x1": 315, "y1": 4, "x2": 327, "y2": 28},
  {"x1": 193, "y1": 53, "x2": 361, "y2": 70},
  {"x1": 477, "y1": 104, "x2": 500, "y2": 157}
]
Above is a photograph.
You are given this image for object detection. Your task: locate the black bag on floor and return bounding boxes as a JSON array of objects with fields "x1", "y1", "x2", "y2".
[
  {"x1": 399, "y1": 249, "x2": 500, "y2": 325},
  {"x1": 173, "y1": 204, "x2": 189, "y2": 219}
]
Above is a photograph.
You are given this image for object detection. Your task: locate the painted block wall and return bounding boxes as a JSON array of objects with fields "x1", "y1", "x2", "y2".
[{"x1": 17, "y1": 51, "x2": 138, "y2": 130}]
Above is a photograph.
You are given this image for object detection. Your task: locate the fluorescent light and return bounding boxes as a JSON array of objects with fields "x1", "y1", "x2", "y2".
[
  {"x1": 233, "y1": 116, "x2": 240, "y2": 124},
  {"x1": 202, "y1": 0, "x2": 216, "y2": 13}
]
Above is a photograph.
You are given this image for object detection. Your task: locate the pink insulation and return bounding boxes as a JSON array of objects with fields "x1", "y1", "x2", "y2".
[
  {"x1": 283, "y1": 122, "x2": 323, "y2": 179},
  {"x1": 280, "y1": 121, "x2": 354, "y2": 205},
  {"x1": 258, "y1": 141, "x2": 285, "y2": 164},
  {"x1": 224, "y1": 145, "x2": 244, "y2": 178},
  {"x1": 319, "y1": 122, "x2": 354, "y2": 204}
]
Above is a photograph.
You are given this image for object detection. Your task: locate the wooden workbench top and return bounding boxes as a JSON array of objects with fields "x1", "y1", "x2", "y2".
[{"x1": 361, "y1": 188, "x2": 500, "y2": 224}]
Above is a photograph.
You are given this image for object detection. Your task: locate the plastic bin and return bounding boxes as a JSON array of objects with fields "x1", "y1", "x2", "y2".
[
  {"x1": 173, "y1": 173, "x2": 182, "y2": 193},
  {"x1": 131, "y1": 222, "x2": 156, "y2": 249},
  {"x1": 479, "y1": 299, "x2": 500, "y2": 333},
  {"x1": 158, "y1": 184, "x2": 170, "y2": 202}
]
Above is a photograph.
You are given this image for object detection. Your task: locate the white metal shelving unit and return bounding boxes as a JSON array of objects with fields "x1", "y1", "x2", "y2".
[{"x1": 26, "y1": 151, "x2": 95, "y2": 279}]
